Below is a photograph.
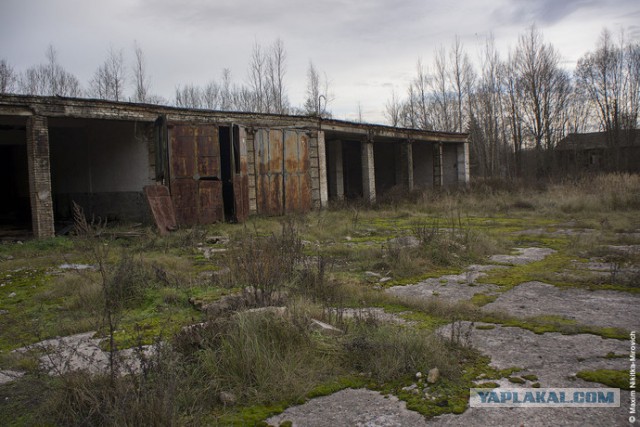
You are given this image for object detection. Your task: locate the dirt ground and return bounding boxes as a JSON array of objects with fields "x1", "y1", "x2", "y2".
[{"x1": 267, "y1": 241, "x2": 638, "y2": 427}]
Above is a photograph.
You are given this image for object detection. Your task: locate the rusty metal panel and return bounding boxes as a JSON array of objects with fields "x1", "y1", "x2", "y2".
[
  {"x1": 233, "y1": 126, "x2": 250, "y2": 222},
  {"x1": 198, "y1": 180, "x2": 223, "y2": 224},
  {"x1": 255, "y1": 129, "x2": 283, "y2": 215},
  {"x1": 144, "y1": 185, "x2": 177, "y2": 235},
  {"x1": 233, "y1": 175, "x2": 249, "y2": 222},
  {"x1": 283, "y1": 130, "x2": 312, "y2": 213},
  {"x1": 254, "y1": 128, "x2": 312, "y2": 215},
  {"x1": 169, "y1": 124, "x2": 223, "y2": 225}
]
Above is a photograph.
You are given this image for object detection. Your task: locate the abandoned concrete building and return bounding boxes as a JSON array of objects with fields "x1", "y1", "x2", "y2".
[{"x1": 0, "y1": 94, "x2": 470, "y2": 238}]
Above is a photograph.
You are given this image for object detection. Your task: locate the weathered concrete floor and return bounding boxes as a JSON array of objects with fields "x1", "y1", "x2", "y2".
[
  {"x1": 483, "y1": 281, "x2": 640, "y2": 330},
  {"x1": 431, "y1": 323, "x2": 631, "y2": 426},
  {"x1": 267, "y1": 244, "x2": 637, "y2": 427},
  {"x1": 267, "y1": 388, "x2": 431, "y2": 427},
  {"x1": 0, "y1": 331, "x2": 152, "y2": 384},
  {"x1": 386, "y1": 264, "x2": 504, "y2": 303}
]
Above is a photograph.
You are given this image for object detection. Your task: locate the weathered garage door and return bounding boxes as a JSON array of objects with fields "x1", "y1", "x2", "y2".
[
  {"x1": 232, "y1": 126, "x2": 250, "y2": 222},
  {"x1": 168, "y1": 124, "x2": 223, "y2": 225},
  {"x1": 254, "y1": 129, "x2": 311, "y2": 215}
]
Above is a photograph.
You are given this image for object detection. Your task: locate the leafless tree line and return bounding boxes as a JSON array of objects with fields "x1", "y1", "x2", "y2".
[
  {"x1": 385, "y1": 26, "x2": 640, "y2": 178},
  {"x1": 1, "y1": 38, "x2": 332, "y2": 116}
]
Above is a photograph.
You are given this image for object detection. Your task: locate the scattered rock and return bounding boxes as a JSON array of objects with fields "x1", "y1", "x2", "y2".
[
  {"x1": 415, "y1": 371, "x2": 423, "y2": 380},
  {"x1": 58, "y1": 263, "x2": 96, "y2": 270},
  {"x1": 427, "y1": 367, "x2": 440, "y2": 384},
  {"x1": 401, "y1": 383, "x2": 418, "y2": 392},
  {"x1": 489, "y1": 247, "x2": 556, "y2": 265},
  {"x1": 364, "y1": 271, "x2": 381, "y2": 278},
  {"x1": 309, "y1": 319, "x2": 342, "y2": 336},
  {"x1": 7, "y1": 292, "x2": 16, "y2": 298},
  {"x1": 0, "y1": 309, "x2": 8, "y2": 315},
  {"x1": 379, "y1": 277, "x2": 392, "y2": 283},
  {"x1": 219, "y1": 391, "x2": 236, "y2": 406},
  {"x1": 245, "y1": 306, "x2": 287, "y2": 317},
  {"x1": 387, "y1": 235, "x2": 420, "y2": 248},
  {"x1": 206, "y1": 235, "x2": 229, "y2": 245},
  {"x1": 0, "y1": 370, "x2": 24, "y2": 385}
]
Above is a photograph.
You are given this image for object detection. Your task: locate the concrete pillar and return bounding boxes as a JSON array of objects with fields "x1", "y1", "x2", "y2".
[
  {"x1": 457, "y1": 142, "x2": 470, "y2": 185},
  {"x1": 317, "y1": 131, "x2": 329, "y2": 207},
  {"x1": 328, "y1": 140, "x2": 344, "y2": 200},
  {"x1": 433, "y1": 142, "x2": 443, "y2": 188},
  {"x1": 361, "y1": 139, "x2": 376, "y2": 202},
  {"x1": 26, "y1": 115, "x2": 55, "y2": 238},
  {"x1": 395, "y1": 141, "x2": 414, "y2": 191}
]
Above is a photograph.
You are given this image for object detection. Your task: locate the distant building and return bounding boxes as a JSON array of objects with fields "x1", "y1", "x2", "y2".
[
  {"x1": 556, "y1": 130, "x2": 640, "y2": 174},
  {"x1": 0, "y1": 95, "x2": 469, "y2": 238}
]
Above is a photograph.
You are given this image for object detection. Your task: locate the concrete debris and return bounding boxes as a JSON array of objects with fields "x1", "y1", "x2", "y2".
[
  {"x1": 309, "y1": 319, "x2": 342, "y2": 336},
  {"x1": 489, "y1": 247, "x2": 556, "y2": 265},
  {"x1": 427, "y1": 367, "x2": 440, "y2": 384}
]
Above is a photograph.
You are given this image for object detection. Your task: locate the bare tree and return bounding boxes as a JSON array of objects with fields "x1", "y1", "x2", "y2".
[
  {"x1": 220, "y1": 68, "x2": 233, "y2": 111},
  {"x1": 19, "y1": 45, "x2": 82, "y2": 97},
  {"x1": 175, "y1": 84, "x2": 203, "y2": 108},
  {"x1": 267, "y1": 38, "x2": 289, "y2": 114},
  {"x1": 576, "y1": 29, "x2": 640, "y2": 169},
  {"x1": 431, "y1": 47, "x2": 453, "y2": 131},
  {"x1": 131, "y1": 41, "x2": 150, "y2": 103},
  {"x1": 449, "y1": 36, "x2": 475, "y2": 132},
  {"x1": 90, "y1": 47, "x2": 127, "y2": 101},
  {"x1": 0, "y1": 58, "x2": 17, "y2": 93},
  {"x1": 303, "y1": 61, "x2": 331, "y2": 117},
  {"x1": 248, "y1": 41, "x2": 269, "y2": 112},
  {"x1": 512, "y1": 25, "x2": 568, "y2": 175},
  {"x1": 202, "y1": 80, "x2": 221, "y2": 109},
  {"x1": 384, "y1": 88, "x2": 402, "y2": 126}
]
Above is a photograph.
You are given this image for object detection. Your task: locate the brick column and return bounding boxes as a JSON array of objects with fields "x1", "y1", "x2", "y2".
[
  {"x1": 316, "y1": 131, "x2": 329, "y2": 208},
  {"x1": 328, "y1": 140, "x2": 344, "y2": 201},
  {"x1": 433, "y1": 142, "x2": 443, "y2": 188},
  {"x1": 457, "y1": 142, "x2": 470, "y2": 186},
  {"x1": 395, "y1": 141, "x2": 414, "y2": 191},
  {"x1": 27, "y1": 115, "x2": 55, "y2": 238},
  {"x1": 361, "y1": 139, "x2": 376, "y2": 202}
]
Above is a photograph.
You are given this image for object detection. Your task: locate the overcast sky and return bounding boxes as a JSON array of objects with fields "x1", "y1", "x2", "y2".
[{"x1": 1, "y1": 0, "x2": 638, "y2": 123}]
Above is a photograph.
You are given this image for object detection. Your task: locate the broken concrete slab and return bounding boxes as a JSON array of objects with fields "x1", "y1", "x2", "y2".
[
  {"x1": 12, "y1": 331, "x2": 153, "y2": 379},
  {"x1": 386, "y1": 264, "x2": 505, "y2": 303},
  {"x1": 482, "y1": 281, "x2": 640, "y2": 330},
  {"x1": 489, "y1": 247, "x2": 556, "y2": 265},
  {"x1": 266, "y1": 388, "x2": 431, "y2": 427},
  {"x1": 429, "y1": 322, "x2": 631, "y2": 426},
  {"x1": 309, "y1": 319, "x2": 342, "y2": 336},
  {"x1": 0, "y1": 370, "x2": 24, "y2": 385},
  {"x1": 438, "y1": 322, "x2": 629, "y2": 387},
  {"x1": 325, "y1": 307, "x2": 410, "y2": 325}
]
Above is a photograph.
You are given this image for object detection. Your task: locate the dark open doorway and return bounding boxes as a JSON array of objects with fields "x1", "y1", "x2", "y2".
[
  {"x1": 219, "y1": 126, "x2": 239, "y2": 222},
  {"x1": 0, "y1": 122, "x2": 31, "y2": 238}
]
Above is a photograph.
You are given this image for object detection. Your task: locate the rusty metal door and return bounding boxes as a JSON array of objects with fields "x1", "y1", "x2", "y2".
[
  {"x1": 232, "y1": 125, "x2": 249, "y2": 222},
  {"x1": 254, "y1": 129, "x2": 311, "y2": 215},
  {"x1": 168, "y1": 124, "x2": 223, "y2": 226}
]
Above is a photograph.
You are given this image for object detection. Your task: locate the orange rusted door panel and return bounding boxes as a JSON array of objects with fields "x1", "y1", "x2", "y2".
[
  {"x1": 169, "y1": 124, "x2": 223, "y2": 225},
  {"x1": 232, "y1": 125, "x2": 249, "y2": 222},
  {"x1": 254, "y1": 129, "x2": 312, "y2": 215}
]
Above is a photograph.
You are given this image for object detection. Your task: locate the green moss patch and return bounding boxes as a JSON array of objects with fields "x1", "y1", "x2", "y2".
[{"x1": 576, "y1": 369, "x2": 638, "y2": 390}]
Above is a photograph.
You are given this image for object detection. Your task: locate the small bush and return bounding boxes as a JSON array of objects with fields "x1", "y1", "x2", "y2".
[{"x1": 343, "y1": 323, "x2": 455, "y2": 383}]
